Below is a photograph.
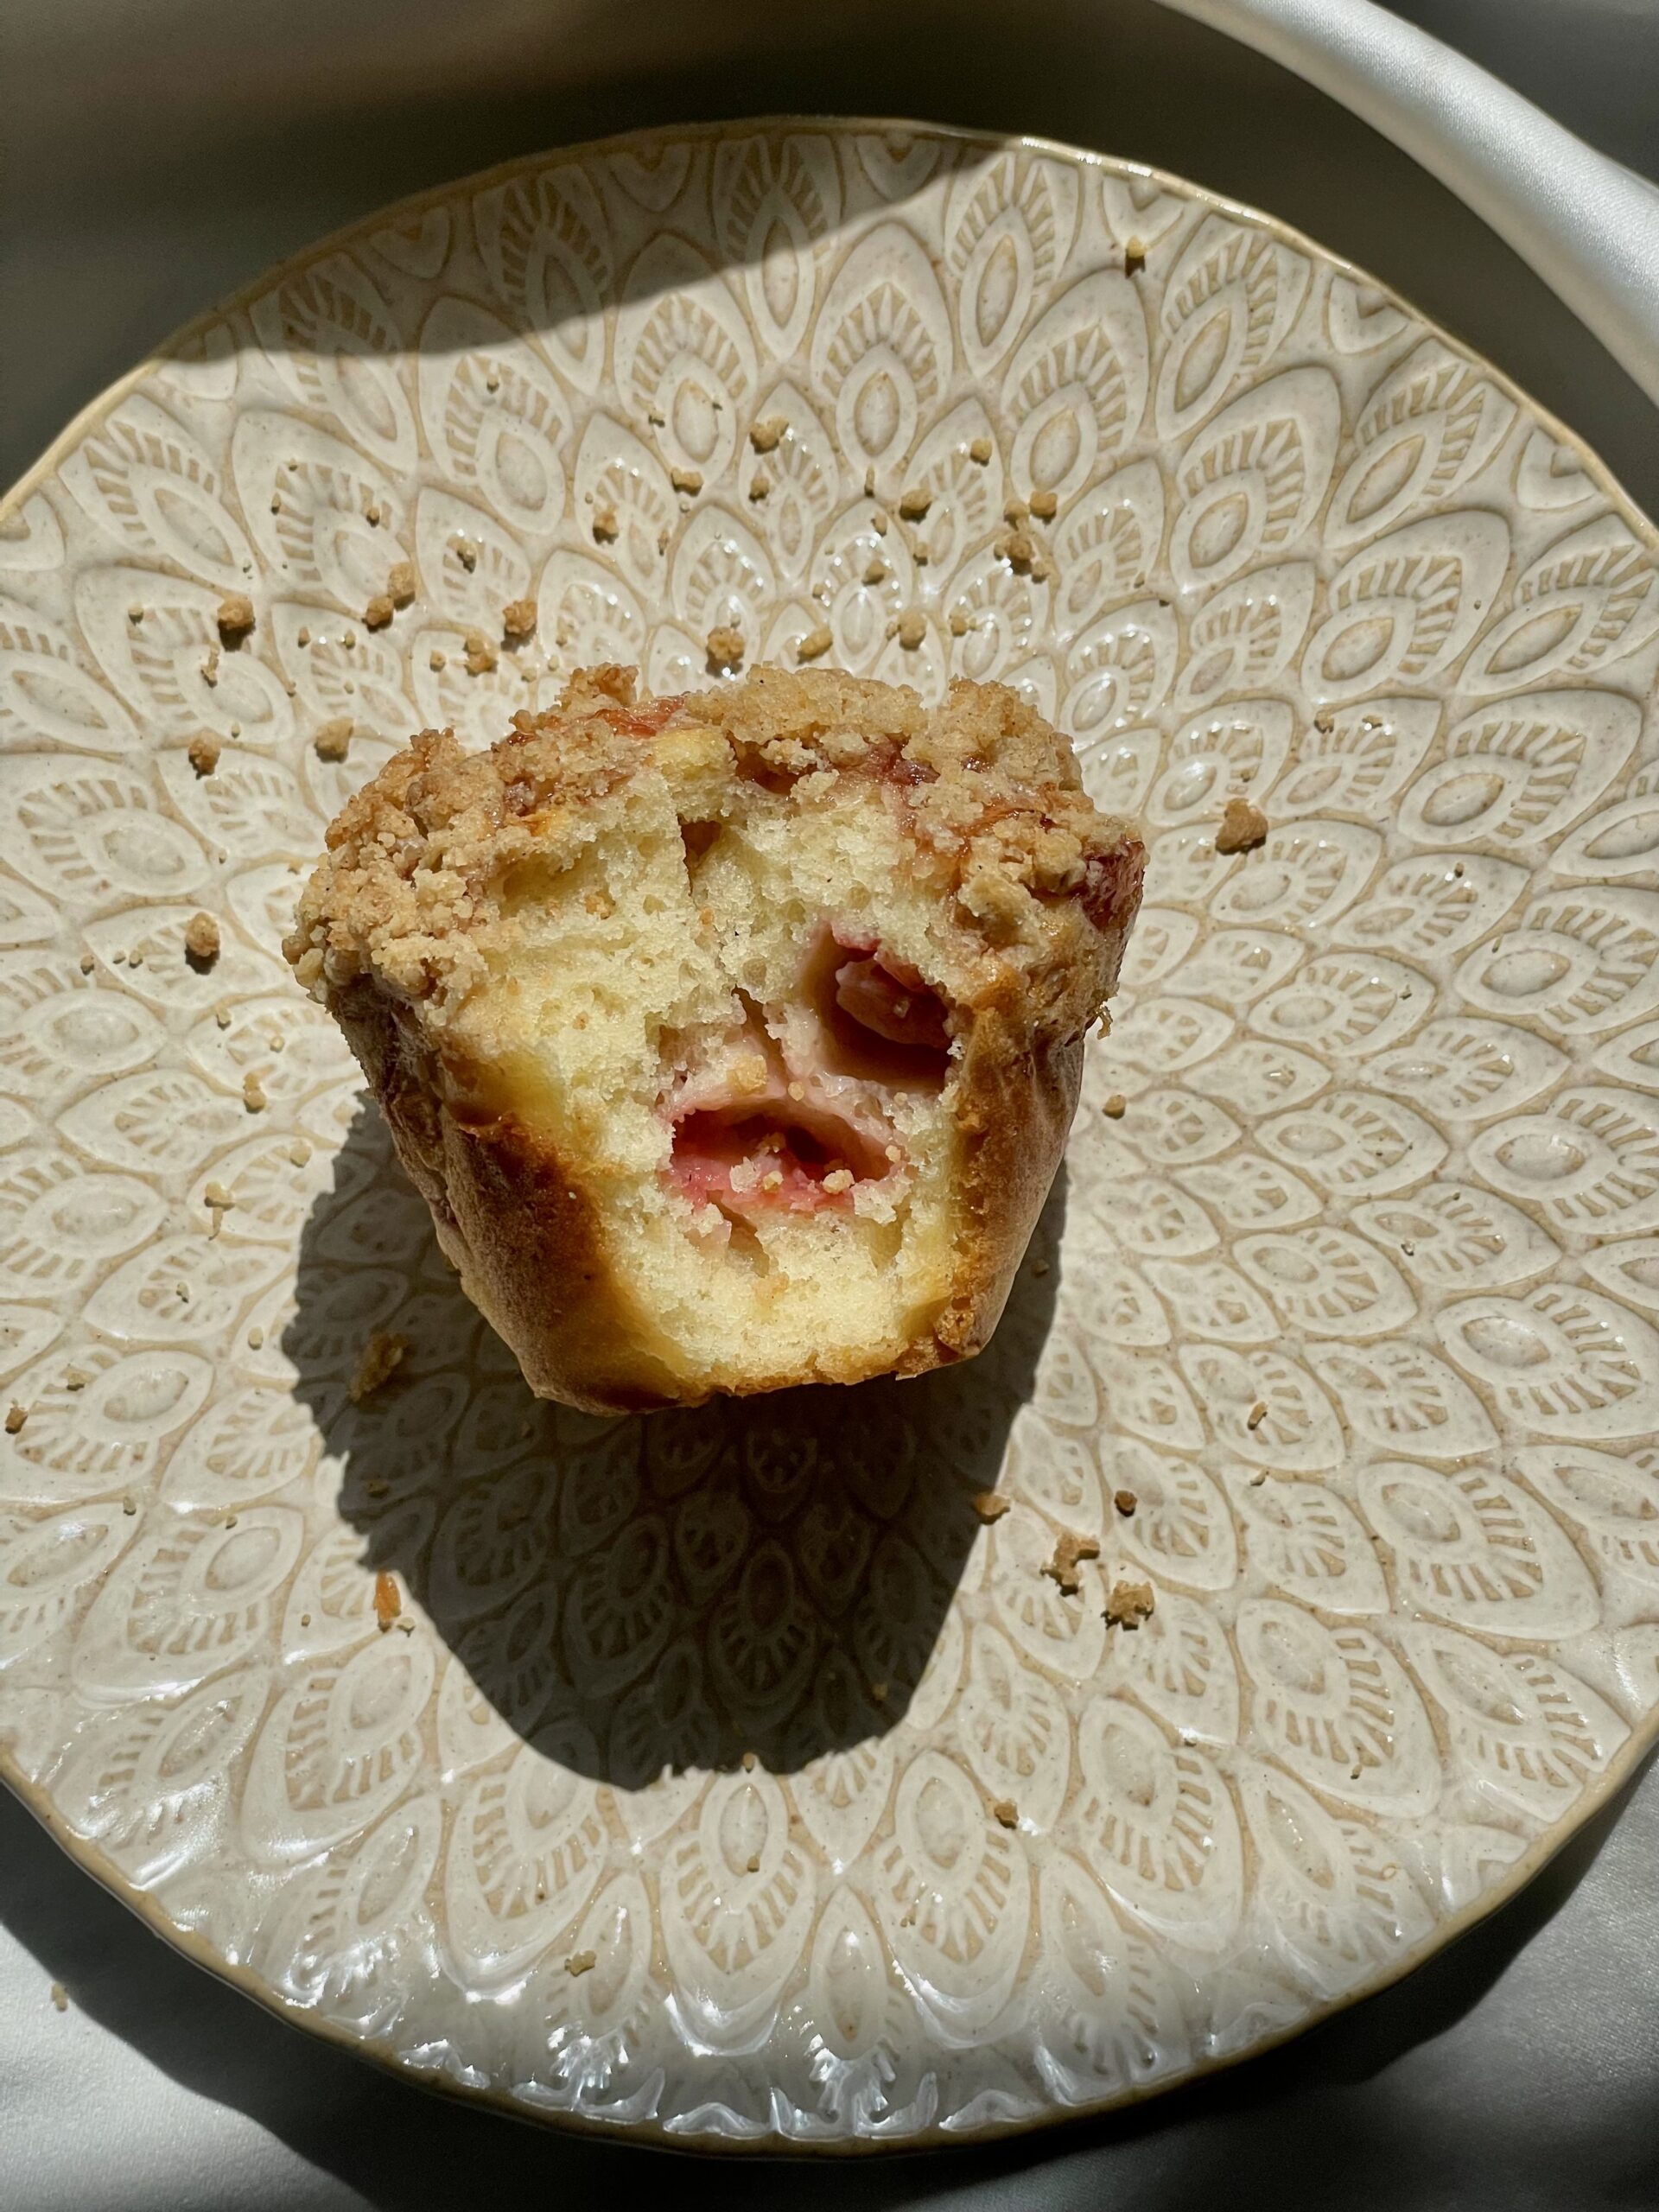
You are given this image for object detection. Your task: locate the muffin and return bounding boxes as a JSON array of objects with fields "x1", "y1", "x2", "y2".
[{"x1": 285, "y1": 664, "x2": 1143, "y2": 1412}]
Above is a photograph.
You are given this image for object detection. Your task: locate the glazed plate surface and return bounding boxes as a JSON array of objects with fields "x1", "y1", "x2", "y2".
[{"x1": 2, "y1": 118, "x2": 1658, "y2": 2151}]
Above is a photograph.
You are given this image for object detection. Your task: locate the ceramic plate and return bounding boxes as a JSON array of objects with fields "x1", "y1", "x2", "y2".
[{"x1": 3, "y1": 118, "x2": 1658, "y2": 2153}]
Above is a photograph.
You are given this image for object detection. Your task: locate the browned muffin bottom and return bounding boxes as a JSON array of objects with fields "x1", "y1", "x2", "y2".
[{"x1": 287, "y1": 664, "x2": 1144, "y2": 1411}]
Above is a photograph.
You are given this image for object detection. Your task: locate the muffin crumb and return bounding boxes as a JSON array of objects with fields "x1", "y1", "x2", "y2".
[
  {"x1": 187, "y1": 733, "x2": 221, "y2": 777},
  {"x1": 1102, "y1": 1092, "x2": 1127, "y2": 1119},
  {"x1": 215, "y1": 592, "x2": 255, "y2": 642},
  {"x1": 796, "y1": 624, "x2": 833, "y2": 663},
  {"x1": 351, "y1": 1329, "x2": 410, "y2": 1402},
  {"x1": 4, "y1": 1404, "x2": 26, "y2": 1435},
  {"x1": 183, "y1": 912, "x2": 220, "y2": 970},
  {"x1": 1216, "y1": 796, "x2": 1269, "y2": 854},
  {"x1": 502, "y1": 598, "x2": 537, "y2": 643},
  {"x1": 705, "y1": 625, "x2": 744, "y2": 674},
  {"x1": 373, "y1": 1569, "x2": 401, "y2": 1631},
  {"x1": 749, "y1": 416, "x2": 786, "y2": 453},
  {"x1": 990, "y1": 1798, "x2": 1019, "y2": 1830},
  {"x1": 241, "y1": 1070, "x2": 267, "y2": 1114},
  {"x1": 971, "y1": 1490, "x2": 1012, "y2": 1523},
  {"x1": 996, "y1": 528, "x2": 1034, "y2": 572},
  {"x1": 1104, "y1": 1578, "x2": 1155, "y2": 1630},
  {"x1": 387, "y1": 561, "x2": 416, "y2": 607},
  {"x1": 1113, "y1": 1488, "x2": 1137, "y2": 1516},
  {"x1": 314, "y1": 718, "x2": 353, "y2": 762},
  {"x1": 363, "y1": 594, "x2": 394, "y2": 632},
  {"x1": 1043, "y1": 1529, "x2": 1100, "y2": 1596},
  {"x1": 968, "y1": 436, "x2": 993, "y2": 465}
]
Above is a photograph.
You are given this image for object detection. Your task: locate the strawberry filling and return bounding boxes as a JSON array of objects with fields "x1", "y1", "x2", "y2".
[
  {"x1": 665, "y1": 929, "x2": 954, "y2": 1224},
  {"x1": 1079, "y1": 844, "x2": 1146, "y2": 937},
  {"x1": 832, "y1": 954, "x2": 951, "y2": 1052},
  {"x1": 800, "y1": 927, "x2": 954, "y2": 1089},
  {"x1": 669, "y1": 1093, "x2": 893, "y2": 1221}
]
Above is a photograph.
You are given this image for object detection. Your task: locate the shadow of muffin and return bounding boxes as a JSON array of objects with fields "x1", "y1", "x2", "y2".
[{"x1": 283, "y1": 1096, "x2": 1065, "y2": 1785}]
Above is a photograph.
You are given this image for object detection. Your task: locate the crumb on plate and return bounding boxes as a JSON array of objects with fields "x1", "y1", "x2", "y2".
[
  {"x1": 351, "y1": 1329, "x2": 410, "y2": 1402},
  {"x1": 216, "y1": 592, "x2": 255, "y2": 641},
  {"x1": 183, "y1": 912, "x2": 220, "y2": 969},
  {"x1": 373, "y1": 1569, "x2": 401, "y2": 1631},
  {"x1": 1104, "y1": 1578, "x2": 1155, "y2": 1630},
  {"x1": 1043, "y1": 1529, "x2": 1100, "y2": 1595},
  {"x1": 1216, "y1": 795, "x2": 1270, "y2": 855},
  {"x1": 705, "y1": 625, "x2": 744, "y2": 673}
]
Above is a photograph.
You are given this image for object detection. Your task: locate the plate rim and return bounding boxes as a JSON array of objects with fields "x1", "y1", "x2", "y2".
[{"x1": 3, "y1": 109, "x2": 1657, "y2": 2158}]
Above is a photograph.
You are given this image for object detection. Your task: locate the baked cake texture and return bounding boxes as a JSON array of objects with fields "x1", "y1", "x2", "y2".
[{"x1": 285, "y1": 664, "x2": 1144, "y2": 1412}]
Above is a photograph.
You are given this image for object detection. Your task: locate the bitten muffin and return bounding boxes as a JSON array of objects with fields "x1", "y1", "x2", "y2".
[{"x1": 286, "y1": 664, "x2": 1144, "y2": 1412}]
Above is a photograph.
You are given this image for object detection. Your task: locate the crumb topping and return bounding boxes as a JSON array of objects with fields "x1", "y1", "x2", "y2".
[{"x1": 285, "y1": 664, "x2": 1142, "y2": 1039}]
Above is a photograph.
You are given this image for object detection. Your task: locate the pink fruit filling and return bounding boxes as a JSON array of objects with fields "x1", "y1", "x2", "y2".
[
  {"x1": 666, "y1": 929, "x2": 954, "y2": 1224},
  {"x1": 671, "y1": 1095, "x2": 893, "y2": 1219}
]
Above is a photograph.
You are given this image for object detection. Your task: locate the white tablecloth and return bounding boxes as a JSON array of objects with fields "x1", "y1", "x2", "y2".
[{"x1": 2, "y1": 3, "x2": 1656, "y2": 2204}]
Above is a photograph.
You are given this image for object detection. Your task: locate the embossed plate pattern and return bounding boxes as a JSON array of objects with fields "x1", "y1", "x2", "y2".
[{"x1": 2, "y1": 118, "x2": 1658, "y2": 2152}]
